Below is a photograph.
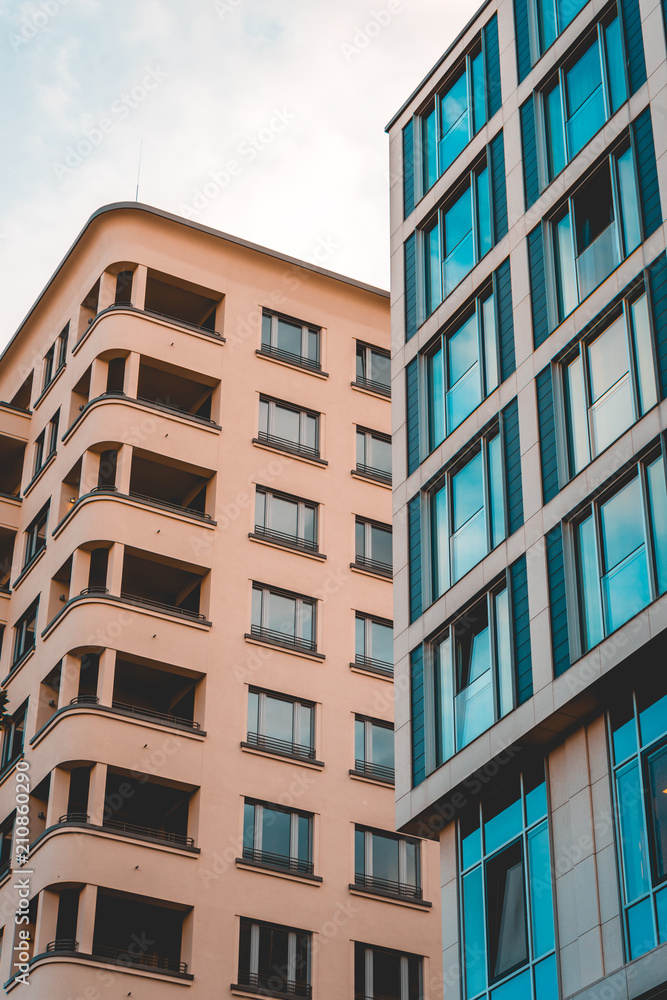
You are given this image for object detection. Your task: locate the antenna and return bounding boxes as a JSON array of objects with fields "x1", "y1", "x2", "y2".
[{"x1": 135, "y1": 139, "x2": 144, "y2": 202}]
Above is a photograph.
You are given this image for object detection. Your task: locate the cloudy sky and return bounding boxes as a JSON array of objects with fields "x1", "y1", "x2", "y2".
[{"x1": 0, "y1": 0, "x2": 475, "y2": 347}]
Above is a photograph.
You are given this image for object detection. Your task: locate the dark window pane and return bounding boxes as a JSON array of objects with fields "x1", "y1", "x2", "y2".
[
  {"x1": 647, "y1": 744, "x2": 667, "y2": 881},
  {"x1": 487, "y1": 841, "x2": 528, "y2": 980}
]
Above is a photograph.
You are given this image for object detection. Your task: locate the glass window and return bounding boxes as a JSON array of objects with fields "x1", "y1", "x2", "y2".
[
  {"x1": 243, "y1": 799, "x2": 313, "y2": 874},
  {"x1": 610, "y1": 679, "x2": 667, "y2": 960},
  {"x1": 355, "y1": 613, "x2": 393, "y2": 675},
  {"x1": 48, "y1": 410, "x2": 60, "y2": 457},
  {"x1": 459, "y1": 764, "x2": 555, "y2": 999},
  {"x1": 12, "y1": 603, "x2": 38, "y2": 668},
  {"x1": 574, "y1": 452, "x2": 667, "y2": 653},
  {"x1": 246, "y1": 688, "x2": 315, "y2": 760},
  {"x1": 355, "y1": 518, "x2": 393, "y2": 576},
  {"x1": 0, "y1": 702, "x2": 27, "y2": 770},
  {"x1": 33, "y1": 432, "x2": 45, "y2": 477},
  {"x1": 356, "y1": 342, "x2": 391, "y2": 396},
  {"x1": 354, "y1": 826, "x2": 421, "y2": 899},
  {"x1": 354, "y1": 943, "x2": 422, "y2": 1000},
  {"x1": 251, "y1": 584, "x2": 316, "y2": 652},
  {"x1": 258, "y1": 396, "x2": 319, "y2": 459},
  {"x1": 237, "y1": 919, "x2": 311, "y2": 999},
  {"x1": 356, "y1": 427, "x2": 392, "y2": 484},
  {"x1": 24, "y1": 504, "x2": 49, "y2": 568},
  {"x1": 42, "y1": 345, "x2": 55, "y2": 390},
  {"x1": 535, "y1": 0, "x2": 589, "y2": 59},
  {"x1": 261, "y1": 310, "x2": 320, "y2": 371},
  {"x1": 429, "y1": 583, "x2": 513, "y2": 769},
  {"x1": 354, "y1": 716, "x2": 395, "y2": 782},
  {"x1": 254, "y1": 487, "x2": 318, "y2": 552}
]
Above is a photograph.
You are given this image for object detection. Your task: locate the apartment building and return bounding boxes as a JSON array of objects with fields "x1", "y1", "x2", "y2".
[
  {"x1": 388, "y1": 0, "x2": 667, "y2": 998},
  {"x1": 0, "y1": 203, "x2": 441, "y2": 998}
]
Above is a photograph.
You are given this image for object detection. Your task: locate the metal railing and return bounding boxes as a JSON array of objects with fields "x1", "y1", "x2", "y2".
[
  {"x1": 237, "y1": 971, "x2": 312, "y2": 998},
  {"x1": 119, "y1": 592, "x2": 206, "y2": 621},
  {"x1": 112, "y1": 700, "x2": 200, "y2": 729},
  {"x1": 253, "y1": 524, "x2": 318, "y2": 552},
  {"x1": 127, "y1": 490, "x2": 211, "y2": 520},
  {"x1": 354, "y1": 873, "x2": 422, "y2": 900},
  {"x1": 58, "y1": 812, "x2": 89, "y2": 824},
  {"x1": 102, "y1": 818, "x2": 194, "y2": 847},
  {"x1": 70, "y1": 694, "x2": 100, "y2": 705},
  {"x1": 246, "y1": 732, "x2": 315, "y2": 760},
  {"x1": 353, "y1": 655, "x2": 393, "y2": 676},
  {"x1": 92, "y1": 943, "x2": 187, "y2": 973},
  {"x1": 353, "y1": 556, "x2": 393, "y2": 576},
  {"x1": 355, "y1": 463, "x2": 391, "y2": 485},
  {"x1": 242, "y1": 847, "x2": 314, "y2": 875},
  {"x1": 354, "y1": 375, "x2": 390, "y2": 397},
  {"x1": 259, "y1": 344, "x2": 321, "y2": 372},
  {"x1": 143, "y1": 306, "x2": 220, "y2": 338},
  {"x1": 353, "y1": 759, "x2": 395, "y2": 782},
  {"x1": 46, "y1": 939, "x2": 78, "y2": 953},
  {"x1": 135, "y1": 394, "x2": 217, "y2": 426},
  {"x1": 256, "y1": 431, "x2": 320, "y2": 460},
  {"x1": 250, "y1": 624, "x2": 317, "y2": 653}
]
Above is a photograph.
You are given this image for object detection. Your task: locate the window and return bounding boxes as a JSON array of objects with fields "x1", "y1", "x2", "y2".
[
  {"x1": 354, "y1": 613, "x2": 394, "y2": 675},
  {"x1": 609, "y1": 679, "x2": 667, "y2": 960},
  {"x1": 250, "y1": 584, "x2": 317, "y2": 652},
  {"x1": 261, "y1": 310, "x2": 321, "y2": 371},
  {"x1": 573, "y1": 450, "x2": 667, "y2": 652},
  {"x1": 354, "y1": 943, "x2": 422, "y2": 1000},
  {"x1": 42, "y1": 345, "x2": 55, "y2": 391},
  {"x1": 258, "y1": 396, "x2": 320, "y2": 460},
  {"x1": 459, "y1": 764, "x2": 555, "y2": 999},
  {"x1": 428, "y1": 581, "x2": 513, "y2": 768},
  {"x1": 12, "y1": 602, "x2": 38, "y2": 667},
  {"x1": 57, "y1": 325, "x2": 68, "y2": 368},
  {"x1": 354, "y1": 826, "x2": 421, "y2": 900},
  {"x1": 424, "y1": 160, "x2": 492, "y2": 314},
  {"x1": 430, "y1": 427, "x2": 505, "y2": 597},
  {"x1": 24, "y1": 504, "x2": 49, "y2": 568},
  {"x1": 354, "y1": 716, "x2": 394, "y2": 783},
  {"x1": 32, "y1": 409, "x2": 59, "y2": 479},
  {"x1": 426, "y1": 286, "x2": 499, "y2": 448},
  {"x1": 33, "y1": 432, "x2": 45, "y2": 477},
  {"x1": 237, "y1": 919, "x2": 311, "y2": 999},
  {"x1": 552, "y1": 143, "x2": 641, "y2": 321},
  {"x1": 534, "y1": 0, "x2": 588, "y2": 57},
  {"x1": 561, "y1": 289, "x2": 658, "y2": 476},
  {"x1": 0, "y1": 814, "x2": 13, "y2": 876},
  {"x1": 1, "y1": 703, "x2": 26, "y2": 770},
  {"x1": 243, "y1": 799, "x2": 313, "y2": 874},
  {"x1": 246, "y1": 688, "x2": 315, "y2": 761},
  {"x1": 41, "y1": 327, "x2": 68, "y2": 392},
  {"x1": 254, "y1": 487, "x2": 318, "y2": 552},
  {"x1": 354, "y1": 519, "x2": 392, "y2": 576},
  {"x1": 356, "y1": 428, "x2": 391, "y2": 484},
  {"x1": 48, "y1": 410, "x2": 60, "y2": 457},
  {"x1": 355, "y1": 342, "x2": 391, "y2": 396}
]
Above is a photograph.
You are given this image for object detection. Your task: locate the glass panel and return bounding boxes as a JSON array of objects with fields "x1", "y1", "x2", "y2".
[
  {"x1": 370, "y1": 436, "x2": 392, "y2": 474},
  {"x1": 262, "y1": 806, "x2": 291, "y2": 857},
  {"x1": 453, "y1": 451, "x2": 483, "y2": 531},
  {"x1": 356, "y1": 430, "x2": 365, "y2": 467},
  {"x1": 304, "y1": 413, "x2": 318, "y2": 450},
  {"x1": 495, "y1": 588, "x2": 513, "y2": 718},
  {"x1": 452, "y1": 509, "x2": 486, "y2": 581},
  {"x1": 369, "y1": 350, "x2": 391, "y2": 388},
  {"x1": 627, "y1": 897, "x2": 656, "y2": 959},
  {"x1": 574, "y1": 164, "x2": 617, "y2": 294},
  {"x1": 444, "y1": 185, "x2": 474, "y2": 297},
  {"x1": 555, "y1": 211, "x2": 578, "y2": 318},
  {"x1": 587, "y1": 315, "x2": 630, "y2": 405},
  {"x1": 631, "y1": 295, "x2": 658, "y2": 414},
  {"x1": 355, "y1": 616, "x2": 365, "y2": 658},
  {"x1": 602, "y1": 545, "x2": 650, "y2": 633},
  {"x1": 557, "y1": 0, "x2": 587, "y2": 31},
  {"x1": 472, "y1": 50, "x2": 486, "y2": 134},
  {"x1": 299, "y1": 704, "x2": 312, "y2": 747},
  {"x1": 435, "y1": 635, "x2": 454, "y2": 765},
  {"x1": 247, "y1": 690, "x2": 259, "y2": 733},
  {"x1": 271, "y1": 496, "x2": 299, "y2": 537},
  {"x1": 565, "y1": 40, "x2": 604, "y2": 157},
  {"x1": 487, "y1": 841, "x2": 528, "y2": 979},
  {"x1": 447, "y1": 364, "x2": 481, "y2": 433},
  {"x1": 306, "y1": 329, "x2": 319, "y2": 362},
  {"x1": 371, "y1": 620, "x2": 393, "y2": 664},
  {"x1": 355, "y1": 520, "x2": 365, "y2": 559},
  {"x1": 610, "y1": 699, "x2": 637, "y2": 763},
  {"x1": 477, "y1": 166, "x2": 492, "y2": 260},
  {"x1": 491, "y1": 969, "x2": 531, "y2": 1000},
  {"x1": 356, "y1": 345, "x2": 365, "y2": 382},
  {"x1": 300, "y1": 602, "x2": 313, "y2": 643},
  {"x1": 488, "y1": 433, "x2": 505, "y2": 549},
  {"x1": 616, "y1": 761, "x2": 651, "y2": 901},
  {"x1": 371, "y1": 724, "x2": 394, "y2": 769},
  {"x1": 276, "y1": 318, "x2": 302, "y2": 357},
  {"x1": 257, "y1": 924, "x2": 289, "y2": 982},
  {"x1": 462, "y1": 866, "x2": 486, "y2": 998},
  {"x1": 302, "y1": 505, "x2": 315, "y2": 543},
  {"x1": 589, "y1": 374, "x2": 633, "y2": 454},
  {"x1": 429, "y1": 343, "x2": 446, "y2": 449},
  {"x1": 578, "y1": 514, "x2": 604, "y2": 649},
  {"x1": 525, "y1": 778, "x2": 548, "y2": 827},
  {"x1": 456, "y1": 670, "x2": 493, "y2": 748},
  {"x1": 423, "y1": 107, "x2": 438, "y2": 191},
  {"x1": 432, "y1": 484, "x2": 450, "y2": 597},
  {"x1": 646, "y1": 744, "x2": 667, "y2": 880},
  {"x1": 447, "y1": 314, "x2": 481, "y2": 433},
  {"x1": 639, "y1": 683, "x2": 667, "y2": 748},
  {"x1": 617, "y1": 146, "x2": 642, "y2": 256},
  {"x1": 261, "y1": 313, "x2": 272, "y2": 348},
  {"x1": 576, "y1": 221, "x2": 618, "y2": 300},
  {"x1": 255, "y1": 490, "x2": 266, "y2": 528},
  {"x1": 371, "y1": 832, "x2": 400, "y2": 882},
  {"x1": 564, "y1": 354, "x2": 590, "y2": 474},
  {"x1": 265, "y1": 696, "x2": 294, "y2": 743},
  {"x1": 273, "y1": 403, "x2": 300, "y2": 443},
  {"x1": 545, "y1": 83, "x2": 566, "y2": 178},
  {"x1": 537, "y1": 0, "x2": 557, "y2": 52},
  {"x1": 482, "y1": 294, "x2": 498, "y2": 394},
  {"x1": 258, "y1": 398, "x2": 269, "y2": 434},
  {"x1": 355, "y1": 828, "x2": 365, "y2": 875},
  {"x1": 251, "y1": 587, "x2": 262, "y2": 628},
  {"x1": 528, "y1": 823, "x2": 555, "y2": 956},
  {"x1": 370, "y1": 525, "x2": 392, "y2": 566},
  {"x1": 425, "y1": 219, "x2": 442, "y2": 315},
  {"x1": 456, "y1": 602, "x2": 493, "y2": 748},
  {"x1": 484, "y1": 778, "x2": 522, "y2": 854},
  {"x1": 243, "y1": 802, "x2": 255, "y2": 850},
  {"x1": 534, "y1": 954, "x2": 558, "y2": 1000},
  {"x1": 461, "y1": 809, "x2": 482, "y2": 869},
  {"x1": 267, "y1": 592, "x2": 296, "y2": 637},
  {"x1": 440, "y1": 70, "x2": 470, "y2": 173},
  {"x1": 657, "y1": 885, "x2": 667, "y2": 944},
  {"x1": 600, "y1": 478, "x2": 650, "y2": 630},
  {"x1": 297, "y1": 814, "x2": 310, "y2": 861},
  {"x1": 647, "y1": 457, "x2": 667, "y2": 595},
  {"x1": 405, "y1": 840, "x2": 418, "y2": 887},
  {"x1": 355, "y1": 719, "x2": 365, "y2": 762},
  {"x1": 373, "y1": 950, "x2": 402, "y2": 1000},
  {"x1": 605, "y1": 17, "x2": 627, "y2": 113}
]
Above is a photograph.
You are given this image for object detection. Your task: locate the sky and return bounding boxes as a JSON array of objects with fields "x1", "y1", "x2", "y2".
[{"x1": 0, "y1": 0, "x2": 477, "y2": 347}]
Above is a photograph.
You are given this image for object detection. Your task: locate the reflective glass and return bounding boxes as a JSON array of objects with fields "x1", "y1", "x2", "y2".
[
  {"x1": 484, "y1": 780, "x2": 522, "y2": 854},
  {"x1": 578, "y1": 515, "x2": 604, "y2": 649},
  {"x1": 537, "y1": 0, "x2": 557, "y2": 52},
  {"x1": 456, "y1": 606, "x2": 492, "y2": 748},
  {"x1": 255, "y1": 489, "x2": 266, "y2": 527},
  {"x1": 265, "y1": 696, "x2": 294, "y2": 743},
  {"x1": 461, "y1": 809, "x2": 482, "y2": 869},
  {"x1": 452, "y1": 510, "x2": 486, "y2": 581},
  {"x1": 477, "y1": 167, "x2": 492, "y2": 260},
  {"x1": 429, "y1": 343, "x2": 446, "y2": 448},
  {"x1": 300, "y1": 602, "x2": 313, "y2": 643},
  {"x1": 448, "y1": 313, "x2": 481, "y2": 431},
  {"x1": 247, "y1": 690, "x2": 259, "y2": 733},
  {"x1": 306, "y1": 329, "x2": 319, "y2": 362},
  {"x1": 371, "y1": 620, "x2": 393, "y2": 664},
  {"x1": 371, "y1": 436, "x2": 392, "y2": 474},
  {"x1": 602, "y1": 545, "x2": 650, "y2": 633},
  {"x1": 262, "y1": 806, "x2": 291, "y2": 857},
  {"x1": 304, "y1": 413, "x2": 318, "y2": 450},
  {"x1": 647, "y1": 457, "x2": 667, "y2": 595},
  {"x1": 631, "y1": 295, "x2": 658, "y2": 414},
  {"x1": 444, "y1": 186, "x2": 474, "y2": 297},
  {"x1": 627, "y1": 897, "x2": 656, "y2": 959},
  {"x1": 487, "y1": 842, "x2": 528, "y2": 978},
  {"x1": 545, "y1": 83, "x2": 566, "y2": 178},
  {"x1": 372, "y1": 832, "x2": 400, "y2": 882},
  {"x1": 574, "y1": 163, "x2": 614, "y2": 254},
  {"x1": 558, "y1": 0, "x2": 587, "y2": 31},
  {"x1": 600, "y1": 479, "x2": 650, "y2": 631},
  {"x1": 456, "y1": 668, "x2": 492, "y2": 747},
  {"x1": 611, "y1": 699, "x2": 637, "y2": 763},
  {"x1": 472, "y1": 50, "x2": 486, "y2": 134},
  {"x1": 616, "y1": 761, "x2": 651, "y2": 901},
  {"x1": 251, "y1": 587, "x2": 263, "y2": 628},
  {"x1": 495, "y1": 588, "x2": 513, "y2": 718},
  {"x1": 488, "y1": 433, "x2": 505, "y2": 549},
  {"x1": 657, "y1": 885, "x2": 667, "y2": 944},
  {"x1": 298, "y1": 705, "x2": 312, "y2": 746},
  {"x1": 355, "y1": 718, "x2": 365, "y2": 761},
  {"x1": 259, "y1": 397, "x2": 269, "y2": 434},
  {"x1": 564, "y1": 354, "x2": 590, "y2": 473},
  {"x1": 355, "y1": 827, "x2": 365, "y2": 875},
  {"x1": 525, "y1": 771, "x2": 548, "y2": 826},
  {"x1": 355, "y1": 520, "x2": 365, "y2": 558},
  {"x1": 371, "y1": 724, "x2": 394, "y2": 770},
  {"x1": 447, "y1": 365, "x2": 481, "y2": 433},
  {"x1": 483, "y1": 294, "x2": 499, "y2": 394},
  {"x1": 355, "y1": 616, "x2": 365, "y2": 657},
  {"x1": 555, "y1": 211, "x2": 578, "y2": 318},
  {"x1": 276, "y1": 318, "x2": 302, "y2": 357},
  {"x1": 274, "y1": 403, "x2": 300, "y2": 443},
  {"x1": 435, "y1": 635, "x2": 454, "y2": 765},
  {"x1": 639, "y1": 686, "x2": 667, "y2": 747},
  {"x1": 587, "y1": 316, "x2": 628, "y2": 406},
  {"x1": 646, "y1": 744, "x2": 667, "y2": 880},
  {"x1": 243, "y1": 802, "x2": 255, "y2": 849},
  {"x1": 566, "y1": 40, "x2": 604, "y2": 157},
  {"x1": 369, "y1": 350, "x2": 391, "y2": 388},
  {"x1": 423, "y1": 107, "x2": 438, "y2": 191},
  {"x1": 405, "y1": 840, "x2": 418, "y2": 887},
  {"x1": 600, "y1": 478, "x2": 644, "y2": 573},
  {"x1": 370, "y1": 525, "x2": 392, "y2": 566},
  {"x1": 261, "y1": 313, "x2": 272, "y2": 348},
  {"x1": 528, "y1": 823, "x2": 555, "y2": 956},
  {"x1": 302, "y1": 505, "x2": 315, "y2": 542},
  {"x1": 590, "y1": 374, "x2": 633, "y2": 455},
  {"x1": 605, "y1": 17, "x2": 627, "y2": 113},
  {"x1": 617, "y1": 147, "x2": 642, "y2": 256},
  {"x1": 440, "y1": 70, "x2": 470, "y2": 172},
  {"x1": 432, "y1": 485, "x2": 449, "y2": 597},
  {"x1": 534, "y1": 954, "x2": 559, "y2": 1000},
  {"x1": 490, "y1": 969, "x2": 531, "y2": 1000},
  {"x1": 462, "y1": 866, "x2": 486, "y2": 998},
  {"x1": 453, "y1": 451, "x2": 484, "y2": 530},
  {"x1": 271, "y1": 496, "x2": 298, "y2": 537},
  {"x1": 426, "y1": 220, "x2": 442, "y2": 315},
  {"x1": 297, "y1": 814, "x2": 310, "y2": 860},
  {"x1": 267, "y1": 592, "x2": 296, "y2": 636}
]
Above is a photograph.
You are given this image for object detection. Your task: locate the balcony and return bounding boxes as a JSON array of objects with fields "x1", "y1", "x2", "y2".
[
  {"x1": 354, "y1": 463, "x2": 391, "y2": 486},
  {"x1": 244, "y1": 732, "x2": 316, "y2": 762},
  {"x1": 92, "y1": 889, "x2": 189, "y2": 975},
  {"x1": 353, "y1": 654, "x2": 393, "y2": 678},
  {"x1": 120, "y1": 550, "x2": 208, "y2": 623},
  {"x1": 111, "y1": 657, "x2": 200, "y2": 730},
  {"x1": 102, "y1": 768, "x2": 193, "y2": 849},
  {"x1": 249, "y1": 624, "x2": 317, "y2": 653},
  {"x1": 241, "y1": 847, "x2": 314, "y2": 876},
  {"x1": 0, "y1": 433, "x2": 26, "y2": 506},
  {"x1": 353, "y1": 873, "x2": 423, "y2": 901},
  {"x1": 143, "y1": 267, "x2": 220, "y2": 337},
  {"x1": 352, "y1": 555, "x2": 393, "y2": 578},
  {"x1": 255, "y1": 431, "x2": 320, "y2": 462},
  {"x1": 136, "y1": 358, "x2": 217, "y2": 424},
  {"x1": 236, "y1": 972, "x2": 311, "y2": 999},
  {"x1": 352, "y1": 759, "x2": 395, "y2": 783}
]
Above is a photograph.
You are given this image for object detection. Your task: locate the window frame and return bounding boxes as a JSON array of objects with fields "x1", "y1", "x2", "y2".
[
  {"x1": 254, "y1": 486, "x2": 319, "y2": 553},
  {"x1": 246, "y1": 687, "x2": 316, "y2": 761},
  {"x1": 236, "y1": 918, "x2": 312, "y2": 1000},
  {"x1": 354, "y1": 942, "x2": 423, "y2": 1000},
  {"x1": 0, "y1": 703, "x2": 27, "y2": 771},
  {"x1": 12, "y1": 603, "x2": 38, "y2": 668},
  {"x1": 257, "y1": 395, "x2": 320, "y2": 460},
  {"x1": 529, "y1": 0, "x2": 590, "y2": 64},
  {"x1": 260, "y1": 309, "x2": 321, "y2": 372},
  {"x1": 250, "y1": 583, "x2": 317, "y2": 653},
  {"x1": 354, "y1": 342, "x2": 391, "y2": 397},
  {"x1": 24, "y1": 503, "x2": 49, "y2": 569},
  {"x1": 354, "y1": 612, "x2": 394, "y2": 676},
  {"x1": 242, "y1": 798, "x2": 314, "y2": 875},
  {"x1": 353, "y1": 715, "x2": 395, "y2": 783},
  {"x1": 355, "y1": 426, "x2": 392, "y2": 484},
  {"x1": 354, "y1": 825, "x2": 422, "y2": 900},
  {"x1": 354, "y1": 517, "x2": 393, "y2": 577}
]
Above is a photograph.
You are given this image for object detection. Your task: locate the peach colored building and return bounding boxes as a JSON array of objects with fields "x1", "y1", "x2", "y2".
[{"x1": 0, "y1": 204, "x2": 441, "y2": 999}]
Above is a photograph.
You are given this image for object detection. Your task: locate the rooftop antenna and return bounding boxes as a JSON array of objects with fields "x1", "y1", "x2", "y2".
[{"x1": 135, "y1": 138, "x2": 144, "y2": 202}]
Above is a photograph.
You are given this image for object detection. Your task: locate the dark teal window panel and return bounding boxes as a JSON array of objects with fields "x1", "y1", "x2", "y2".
[
  {"x1": 490, "y1": 131, "x2": 508, "y2": 243},
  {"x1": 633, "y1": 108, "x2": 662, "y2": 240},
  {"x1": 528, "y1": 224, "x2": 549, "y2": 348},
  {"x1": 510, "y1": 555, "x2": 533, "y2": 704},
  {"x1": 403, "y1": 119, "x2": 415, "y2": 220},
  {"x1": 513, "y1": 0, "x2": 532, "y2": 83},
  {"x1": 411, "y1": 644, "x2": 426, "y2": 786},
  {"x1": 536, "y1": 366, "x2": 559, "y2": 503},
  {"x1": 408, "y1": 494, "x2": 423, "y2": 623},
  {"x1": 484, "y1": 13, "x2": 502, "y2": 119},
  {"x1": 649, "y1": 252, "x2": 667, "y2": 400},
  {"x1": 495, "y1": 257, "x2": 516, "y2": 382},
  {"x1": 546, "y1": 525, "x2": 571, "y2": 677},
  {"x1": 520, "y1": 97, "x2": 540, "y2": 210},
  {"x1": 405, "y1": 232, "x2": 417, "y2": 342},
  {"x1": 619, "y1": 0, "x2": 647, "y2": 96},
  {"x1": 502, "y1": 397, "x2": 524, "y2": 535},
  {"x1": 406, "y1": 357, "x2": 420, "y2": 476}
]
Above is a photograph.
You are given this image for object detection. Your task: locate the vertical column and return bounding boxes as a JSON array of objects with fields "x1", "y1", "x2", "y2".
[
  {"x1": 79, "y1": 448, "x2": 100, "y2": 494},
  {"x1": 97, "y1": 271, "x2": 117, "y2": 313},
  {"x1": 45, "y1": 767, "x2": 71, "y2": 827},
  {"x1": 97, "y1": 649, "x2": 117, "y2": 708},
  {"x1": 70, "y1": 548, "x2": 91, "y2": 598},
  {"x1": 57, "y1": 654, "x2": 80, "y2": 708},
  {"x1": 106, "y1": 542, "x2": 125, "y2": 597},
  {"x1": 89, "y1": 357, "x2": 108, "y2": 400},
  {"x1": 125, "y1": 352, "x2": 141, "y2": 399},
  {"x1": 114, "y1": 444, "x2": 133, "y2": 495},
  {"x1": 33, "y1": 889, "x2": 59, "y2": 954},
  {"x1": 76, "y1": 884, "x2": 98, "y2": 954},
  {"x1": 131, "y1": 265, "x2": 148, "y2": 310},
  {"x1": 87, "y1": 762, "x2": 108, "y2": 827}
]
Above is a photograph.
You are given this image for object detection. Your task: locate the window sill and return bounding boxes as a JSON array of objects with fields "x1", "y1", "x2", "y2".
[
  {"x1": 243, "y1": 634, "x2": 325, "y2": 661},
  {"x1": 12, "y1": 547, "x2": 46, "y2": 591},
  {"x1": 235, "y1": 857, "x2": 322, "y2": 883},
  {"x1": 23, "y1": 452, "x2": 56, "y2": 498},
  {"x1": 256, "y1": 349, "x2": 329, "y2": 379},
  {"x1": 348, "y1": 885, "x2": 432, "y2": 909},
  {"x1": 231, "y1": 985, "x2": 311, "y2": 1000},
  {"x1": 248, "y1": 533, "x2": 326, "y2": 561},
  {"x1": 3, "y1": 648, "x2": 35, "y2": 686},
  {"x1": 349, "y1": 562, "x2": 393, "y2": 580},
  {"x1": 32, "y1": 363, "x2": 66, "y2": 411},
  {"x1": 349, "y1": 661, "x2": 393, "y2": 681},
  {"x1": 351, "y1": 380, "x2": 391, "y2": 399},
  {"x1": 351, "y1": 470, "x2": 392, "y2": 489},
  {"x1": 349, "y1": 769, "x2": 394, "y2": 787},
  {"x1": 240, "y1": 742, "x2": 325, "y2": 769},
  {"x1": 252, "y1": 438, "x2": 328, "y2": 467}
]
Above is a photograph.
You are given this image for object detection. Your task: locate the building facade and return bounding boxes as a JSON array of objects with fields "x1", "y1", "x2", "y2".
[
  {"x1": 0, "y1": 204, "x2": 441, "y2": 997},
  {"x1": 388, "y1": 0, "x2": 667, "y2": 998}
]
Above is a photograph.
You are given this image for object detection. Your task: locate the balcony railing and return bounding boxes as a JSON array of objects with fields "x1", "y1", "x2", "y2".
[
  {"x1": 143, "y1": 306, "x2": 221, "y2": 339},
  {"x1": 70, "y1": 694, "x2": 100, "y2": 705},
  {"x1": 127, "y1": 490, "x2": 211, "y2": 520},
  {"x1": 241, "y1": 847, "x2": 314, "y2": 875},
  {"x1": 119, "y1": 592, "x2": 207, "y2": 622},
  {"x1": 353, "y1": 759, "x2": 395, "y2": 783},
  {"x1": 58, "y1": 812, "x2": 90, "y2": 825},
  {"x1": 253, "y1": 524, "x2": 318, "y2": 552},
  {"x1": 249, "y1": 624, "x2": 316, "y2": 653},
  {"x1": 102, "y1": 818, "x2": 194, "y2": 847},
  {"x1": 354, "y1": 376, "x2": 390, "y2": 397},
  {"x1": 256, "y1": 431, "x2": 320, "y2": 461},
  {"x1": 46, "y1": 939, "x2": 78, "y2": 953},
  {"x1": 353, "y1": 654, "x2": 393, "y2": 677},
  {"x1": 353, "y1": 873, "x2": 422, "y2": 900},
  {"x1": 259, "y1": 345, "x2": 321, "y2": 372},
  {"x1": 245, "y1": 732, "x2": 315, "y2": 760},
  {"x1": 355, "y1": 463, "x2": 391, "y2": 485},
  {"x1": 135, "y1": 394, "x2": 218, "y2": 427},
  {"x1": 92, "y1": 943, "x2": 187, "y2": 973},
  {"x1": 237, "y1": 971, "x2": 312, "y2": 999},
  {"x1": 353, "y1": 556, "x2": 392, "y2": 577},
  {"x1": 111, "y1": 700, "x2": 200, "y2": 730}
]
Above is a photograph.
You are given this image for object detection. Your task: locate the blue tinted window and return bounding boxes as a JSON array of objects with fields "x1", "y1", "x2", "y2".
[{"x1": 566, "y1": 41, "x2": 604, "y2": 157}]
